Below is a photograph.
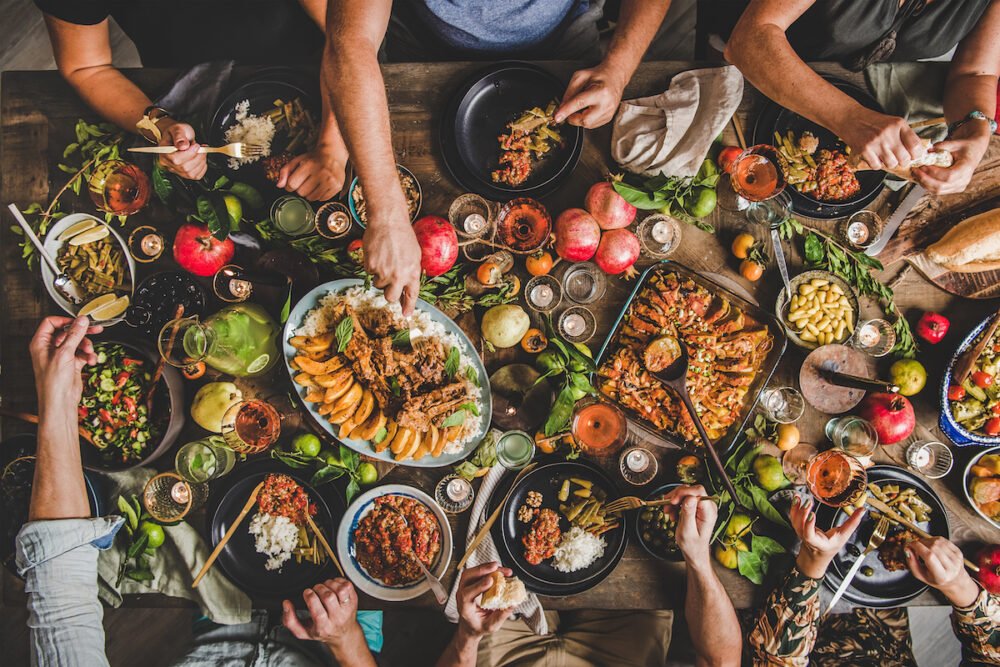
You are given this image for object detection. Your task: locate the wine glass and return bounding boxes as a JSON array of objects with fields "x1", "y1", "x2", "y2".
[
  {"x1": 220, "y1": 399, "x2": 282, "y2": 454},
  {"x1": 88, "y1": 160, "x2": 151, "y2": 215},
  {"x1": 571, "y1": 398, "x2": 629, "y2": 456},
  {"x1": 142, "y1": 471, "x2": 208, "y2": 522},
  {"x1": 806, "y1": 449, "x2": 868, "y2": 507}
]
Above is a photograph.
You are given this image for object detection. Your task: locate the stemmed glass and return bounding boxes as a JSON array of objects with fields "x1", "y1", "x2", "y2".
[
  {"x1": 806, "y1": 449, "x2": 868, "y2": 507},
  {"x1": 88, "y1": 159, "x2": 151, "y2": 215},
  {"x1": 221, "y1": 399, "x2": 282, "y2": 455},
  {"x1": 719, "y1": 144, "x2": 788, "y2": 212}
]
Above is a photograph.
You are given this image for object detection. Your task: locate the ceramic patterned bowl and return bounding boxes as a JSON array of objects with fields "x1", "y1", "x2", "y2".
[{"x1": 939, "y1": 313, "x2": 1000, "y2": 447}]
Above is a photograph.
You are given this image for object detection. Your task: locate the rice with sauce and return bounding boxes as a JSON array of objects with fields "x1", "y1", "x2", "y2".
[
  {"x1": 224, "y1": 100, "x2": 275, "y2": 169},
  {"x1": 296, "y1": 286, "x2": 482, "y2": 453},
  {"x1": 552, "y1": 527, "x2": 605, "y2": 573},
  {"x1": 249, "y1": 512, "x2": 299, "y2": 571}
]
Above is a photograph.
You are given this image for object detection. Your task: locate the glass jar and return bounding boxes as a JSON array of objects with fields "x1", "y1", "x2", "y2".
[{"x1": 159, "y1": 303, "x2": 279, "y2": 377}]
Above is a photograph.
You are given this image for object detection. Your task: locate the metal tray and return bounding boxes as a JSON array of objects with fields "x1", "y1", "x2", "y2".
[{"x1": 593, "y1": 261, "x2": 787, "y2": 455}]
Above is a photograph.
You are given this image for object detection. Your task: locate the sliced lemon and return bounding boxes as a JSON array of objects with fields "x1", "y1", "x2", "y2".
[
  {"x1": 57, "y1": 218, "x2": 99, "y2": 241},
  {"x1": 77, "y1": 293, "x2": 118, "y2": 318},
  {"x1": 68, "y1": 225, "x2": 110, "y2": 246},
  {"x1": 87, "y1": 295, "x2": 130, "y2": 322},
  {"x1": 246, "y1": 353, "x2": 271, "y2": 375}
]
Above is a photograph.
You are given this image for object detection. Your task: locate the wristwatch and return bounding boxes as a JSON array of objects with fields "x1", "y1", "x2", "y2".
[{"x1": 136, "y1": 106, "x2": 173, "y2": 143}]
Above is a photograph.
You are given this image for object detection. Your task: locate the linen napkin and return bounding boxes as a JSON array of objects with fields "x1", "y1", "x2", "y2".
[
  {"x1": 444, "y1": 463, "x2": 550, "y2": 635},
  {"x1": 95, "y1": 468, "x2": 252, "y2": 625},
  {"x1": 611, "y1": 66, "x2": 744, "y2": 178}
]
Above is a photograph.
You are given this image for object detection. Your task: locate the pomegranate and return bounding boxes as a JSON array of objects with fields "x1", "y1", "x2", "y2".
[
  {"x1": 585, "y1": 181, "x2": 636, "y2": 230},
  {"x1": 412, "y1": 215, "x2": 458, "y2": 277},
  {"x1": 975, "y1": 544, "x2": 1000, "y2": 594},
  {"x1": 173, "y1": 223, "x2": 235, "y2": 277},
  {"x1": 857, "y1": 392, "x2": 915, "y2": 445},
  {"x1": 554, "y1": 208, "x2": 601, "y2": 262},
  {"x1": 594, "y1": 229, "x2": 640, "y2": 277}
]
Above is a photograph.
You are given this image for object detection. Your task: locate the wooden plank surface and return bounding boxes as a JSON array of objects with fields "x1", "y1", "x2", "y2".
[{"x1": 2, "y1": 63, "x2": 998, "y2": 613}]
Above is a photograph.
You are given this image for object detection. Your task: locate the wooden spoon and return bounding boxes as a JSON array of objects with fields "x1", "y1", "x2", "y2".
[
  {"x1": 305, "y1": 513, "x2": 344, "y2": 577},
  {"x1": 0, "y1": 407, "x2": 95, "y2": 446},
  {"x1": 192, "y1": 481, "x2": 264, "y2": 588}
]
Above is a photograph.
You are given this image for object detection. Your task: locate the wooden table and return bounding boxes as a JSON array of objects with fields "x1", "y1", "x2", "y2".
[{"x1": 3, "y1": 62, "x2": 999, "y2": 612}]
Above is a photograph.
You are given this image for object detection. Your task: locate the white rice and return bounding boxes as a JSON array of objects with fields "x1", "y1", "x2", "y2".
[
  {"x1": 552, "y1": 527, "x2": 605, "y2": 573},
  {"x1": 248, "y1": 512, "x2": 298, "y2": 571},
  {"x1": 295, "y1": 286, "x2": 482, "y2": 453},
  {"x1": 224, "y1": 100, "x2": 274, "y2": 169}
]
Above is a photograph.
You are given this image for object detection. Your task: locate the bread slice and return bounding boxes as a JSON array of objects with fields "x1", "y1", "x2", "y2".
[
  {"x1": 852, "y1": 139, "x2": 954, "y2": 180},
  {"x1": 926, "y1": 208, "x2": 1000, "y2": 273},
  {"x1": 478, "y1": 572, "x2": 527, "y2": 610}
]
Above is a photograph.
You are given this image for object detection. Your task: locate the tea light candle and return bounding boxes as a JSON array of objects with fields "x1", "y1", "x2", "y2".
[
  {"x1": 651, "y1": 219, "x2": 676, "y2": 245},
  {"x1": 140, "y1": 233, "x2": 164, "y2": 257},
  {"x1": 857, "y1": 322, "x2": 881, "y2": 348},
  {"x1": 228, "y1": 278, "x2": 253, "y2": 300},
  {"x1": 908, "y1": 446, "x2": 931, "y2": 468},
  {"x1": 562, "y1": 312, "x2": 586, "y2": 337},
  {"x1": 626, "y1": 448, "x2": 650, "y2": 473},
  {"x1": 446, "y1": 477, "x2": 472, "y2": 502},
  {"x1": 463, "y1": 213, "x2": 486, "y2": 235},
  {"x1": 327, "y1": 210, "x2": 351, "y2": 235},
  {"x1": 530, "y1": 283, "x2": 554, "y2": 309},
  {"x1": 171, "y1": 481, "x2": 191, "y2": 505},
  {"x1": 847, "y1": 221, "x2": 870, "y2": 246}
]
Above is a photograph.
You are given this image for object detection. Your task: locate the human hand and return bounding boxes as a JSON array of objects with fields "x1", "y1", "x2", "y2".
[
  {"x1": 276, "y1": 141, "x2": 349, "y2": 201},
  {"x1": 363, "y1": 200, "x2": 422, "y2": 317},
  {"x1": 157, "y1": 120, "x2": 208, "y2": 181},
  {"x1": 790, "y1": 495, "x2": 866, "y2": 579},
  {"x1": 283, "y1": 579, "x2": 367, "y2": 655},
  {"x1": 906, "y1": 536, "x2": 980, "y2": 608},
  {"x1": 912, "y1": 122, "x2": 992, "y2": 195},
  {"x1": 554, "y1": 63, "x2": 627, "y2": 129},
  {"x1": 837, "y1": 107, "x2": 925, "y2": 172},
  {"x1": 456, "y1": 562, "x2": 516, "y2": 640},
  {"x1": 29, "y1": 316, "x2": 103, "y2": 414},
  {"x1": 667, "y1": 485, "x2": 718, "y2": 565}
]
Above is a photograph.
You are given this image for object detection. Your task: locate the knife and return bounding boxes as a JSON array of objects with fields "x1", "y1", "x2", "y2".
[
  {"x1": 865, "y1": 184, "x2": 925, "y2": 257},
  {"x1": 826, "y1": 549, "x2": 872, "y2": 613},
  {"x1": 820, "y1": 369, "x2": 899, "y2": 394}
]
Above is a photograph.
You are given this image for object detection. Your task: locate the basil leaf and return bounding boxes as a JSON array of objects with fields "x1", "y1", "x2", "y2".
[
  {"x1": 444, "y1": 346, "x2": 461, "y2": 377},
  {"x1": 737, "y1": 549, "x2": 765, "y2": 585},
  {"x1": 335, "y1": 317, "x2": 354, "y2": 353},
  {"x1": 389, "y1": 376, "x2": 401, "y2": 396},
  {"x1": 457, "y1": 401, "x2": 480, "y2": 417},
  {"x1": 465, "y1": 366, "x2": 480, "y2": 387},
  {"x1": 803, "y1": 233, "x2": 825, "y2": 264},
  {"x1": 392, "y1": 329, "x2": 411, "y2": 347},
  {"x1": 441, "y1": 410, "x2": 468, "y2": 429}
]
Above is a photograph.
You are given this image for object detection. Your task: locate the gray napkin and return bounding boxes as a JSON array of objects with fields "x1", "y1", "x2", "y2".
[
  {"x1": 611, "y1": 66, "x2": 744, "y2": 178},
  {"x1": 444, "y1": 461, "x2": 549, "y2": 635},
  {"x1": 156, "y1": 60, "x2": 236, "y2": 135},
  {"x1": 96, "y1": 468, "x2": 252, "y2": 625}
]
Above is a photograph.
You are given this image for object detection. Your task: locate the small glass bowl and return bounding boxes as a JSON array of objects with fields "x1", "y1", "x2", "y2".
[
  {"x1": 315, "y1": 202, "x2": 353, "y2": 240},
  {"x1": 558, "y1": 306, "x2": 597, "y2": 343},
  {"x1": 637, "y1": 214, "x2": 682, "y2": 259},
  {"x1": 448, "y1": 193, "x2": 493, "y2": 240}
]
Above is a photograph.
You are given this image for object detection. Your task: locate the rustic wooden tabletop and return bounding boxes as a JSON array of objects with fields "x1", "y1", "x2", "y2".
[{"x1": 2, "y1": 62, "x2": 998, "y2": 612}]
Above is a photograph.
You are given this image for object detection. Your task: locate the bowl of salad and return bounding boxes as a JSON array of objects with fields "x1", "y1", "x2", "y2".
[
  {"x1": 940, "y1": 313, "x2": 1000, "y2": 447},
  {"x1": 79, "y1": 340, "x2": 184, "y2": 471}
]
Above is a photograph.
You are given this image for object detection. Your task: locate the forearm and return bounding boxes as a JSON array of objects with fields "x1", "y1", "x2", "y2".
[
  {"x1": 30, "y1": 411, "x2": 89, "y2": 521},
  {"x1": 951, "y1": 586, "x2": 1000, "y2": 665},
  {"x1": 325, "y1": 624, "x2": 378, "y2": 667},
  {"x1": 748, "y1": 566, "x2": 821, "y2": 667},
  {"x1": 318, "y1": 69, "x2": 347, "y2": 149},
  {"x1": 63, "y1": 66, "x2": 154, "y2": 135},
  {"x1": 685, "y1": 562, "x2": 741, "y2": 666},
  {"x1": 944, "y1": 72, "x2": 999, "y2": 125},
  {"x1": 603, "y1": 0, "x2": 672, "y2": 79},
  {"x1": 435, "y1": 627, "x2": 481, "y2": 667}
]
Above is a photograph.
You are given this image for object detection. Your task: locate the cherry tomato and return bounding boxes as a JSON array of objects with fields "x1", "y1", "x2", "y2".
[
  {"x1": 973, "y1": 371, "x2": 995, "y2": 389},
  {"x1": 948, "y1": 385, "x2": 966, "y2": 401},
  {"x1": 985, "y1": 417, "x2": 1000, "y2": 436},
  {"x1": 993, "y1": 403, "x2": 1000, "y2": 416}
]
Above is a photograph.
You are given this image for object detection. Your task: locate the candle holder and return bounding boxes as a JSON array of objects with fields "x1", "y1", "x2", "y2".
[
  {"x1": 448, "y1": 193, "x2": 493, "y2": 241},
  {"x1": 435, "y1": 474, "x2": 475, "y2": 514},
  {"x1": 637, "y1": 214, "x2": 681, "y2": 259},
  {"x1": 906, "y1": 440, "x2": 953, "y2": 479},
  {"x1": 314, "y1": 202, "x2": 353, "y2": 240},
  {"x1": 142, "y1": 471, "x2": 208, "y2": 522},
  {"x1": 852, "y1": 318, "x2": 896, "y2": 357},
  {"x1": 212, "y1": 264, "x2": 254, "y2": 303},
  {"x1": 620, "y1": 447, "x2": 658, "y2": 485},
  {"x1": 558, "y1": 306, "x2": 597, "y2": 343},
  {"x1": 524, "y1": 275, "x2": 563, "y2": 314},
  {"x1": 561, "y1": 261, "x2": 607, "y2": 305},
  {"x1": 127, "y1": 225, "x2": 165, "y2": 263},
  {"x1": 837, "y1": 211, "x2": 883, "y2": 250}
]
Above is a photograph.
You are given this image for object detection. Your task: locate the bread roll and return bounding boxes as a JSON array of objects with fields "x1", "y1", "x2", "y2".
[
  {"x1": 478, "y1": 572, "x2": 527, "y2": 610},
  {"x1": 852, "y1": 139, "x2": 954, "y2": 180},
  {"x1": 926, "y1": 208, "x2": 1000, "y2": 273}
]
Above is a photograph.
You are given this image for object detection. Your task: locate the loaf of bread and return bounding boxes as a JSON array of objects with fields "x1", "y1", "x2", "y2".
[
  {"x1": 853, "y1": 139, "x2": 954, "y2": 180},
  {"x1": 478, "y1": 572, "x2": 527, "y2": 610},
  {"x1": 926, "y1": 208, "x2": 1000, "y2": 273}
]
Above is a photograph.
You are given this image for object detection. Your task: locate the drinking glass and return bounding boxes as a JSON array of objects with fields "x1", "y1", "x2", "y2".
[
  {"x1": 88, "y1": 159, "x2": 151, "y2": 215},
  {"x1": 524, "y1": 275, "x2": 562, "y2": 314},
  {"x1": 906, "y1": 441, "x2": 954, "y2": 479},
  {"x1": 620, "y1": 447, "x2": 658, "y2": 485},
  {"x1": 837, "y1": 211, "x2": 883, "y2": 250},
  {"x1": 571, "y1": 398, "x2": 628, "y2": 456},
  {"x1": 221, "y1": 399, "x2": 282, "y2": 455},
  {"x1": 558, "y1": 306, "x2": 597, "y2": 343},
  {"x1": 127, "y1": 225, "x2": 165, "y2": 263},
  {"x1": 495, "y1": 198, "x2": 551, "y2": 253},
  {"x1": 758, "y1": 386, "x2": 805, "y2": 423},
  {"x1": 806, "y1": 449, "x2": 868, "y2": 507},
  {"x1": 175, "y1": 436, "x2": 237, "y2": 483},
  {"x1": 496, "y1": 430, "x2": 536, "y2": 470},
  {"x1": 729, "y1": 145, "x2": 788, "y2": 203},
  {"x1": 825, "y1": 416, "x2": 879, "y2": 464},
  {"x1": 212, "y1": 265, "x2": 254, "y2": 303},
  {"x1": 448, "y1": 193, "x2": 493, "y2": 241},
  {"x1": 314, "y1": 202, "x2": 353, "y2": 240},
  {"x1": 142, "y1": 471, "x2": 208, "y2": 522},
  {"x1": 852, "y1": 318, "x2": 896, "y2": 357},
  {"x1": 271, "y1": 195, "x2": 315, "y2": 237},
  {"x1": 561, "y1": 262, "x2": 606, "y2": 305},
  {"x1": 637, "y1": 214, "x2": 681, "y2": 259}
]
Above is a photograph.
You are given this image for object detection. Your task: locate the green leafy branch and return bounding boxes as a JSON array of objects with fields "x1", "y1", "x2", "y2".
[
  {"x1": 271, "y1": 443, "x2": 365, "y2": 503},
  {"x1": 114, "y1": 494, "x2": 163, "y2": 587},
  {"x1": 612, "y1": 160, "x2": 721, "y2": 233}
]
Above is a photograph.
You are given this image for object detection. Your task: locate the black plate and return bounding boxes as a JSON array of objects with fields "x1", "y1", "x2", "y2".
[
  {"x1": 752, "y1": 78, "x2": 885, "y2": 219},
  {"x1": 488, "y1": 460, "x2": 627, "y2": 596},
  {"x1": 1, "y1": 434, "x2": 104, "y2": 576},
  {"x1": 816, "y1": 466, "x2": 950, "y2": 607},
  {"x1": 207, "y1": 459, "x2": 344, "y2": 598},
  {"x1": 440, "y1": 62, "x2": 583, "y2": 200},
  {"x1": 632, "y1": 483, "x2": 684, "y2": 562},
  {"x1": 208, "y1": 77, "x2": 320, "y2": 192}
]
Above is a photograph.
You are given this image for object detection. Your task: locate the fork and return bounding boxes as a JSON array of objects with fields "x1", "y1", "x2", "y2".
[
  {"x1": 825, "y1": 516, "x2": 890, "y2": 613},
  {"x1": 604, "y1": 494, "x2": 719, "y2": 515},
  {"x1": 384, "y1": 504, "x2": 449, "y2": 605},
  {"x1": 128, "y1": 142, "x2": 267, "y2": 159}
]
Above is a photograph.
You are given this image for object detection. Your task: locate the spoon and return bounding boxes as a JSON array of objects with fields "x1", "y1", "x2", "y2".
[
  {"x1": 385, "y1": 504, "x2": 449, "y2": 605},
  {"x1": 642, "y1": 335, "x2": 746, "y2": 510},
  {"x1": 8, "y1": 203, "x2": 83, "y2": 305}
]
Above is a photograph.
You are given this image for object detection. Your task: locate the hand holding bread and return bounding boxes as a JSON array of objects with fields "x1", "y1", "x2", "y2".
[{"x1": 455, "y1": 562, "x2": 519, "y2": 639}]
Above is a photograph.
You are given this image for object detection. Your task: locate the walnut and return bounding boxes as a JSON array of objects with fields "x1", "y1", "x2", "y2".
[{"x1": 526, "y1": 491, "x2": 543, "y2": 508}]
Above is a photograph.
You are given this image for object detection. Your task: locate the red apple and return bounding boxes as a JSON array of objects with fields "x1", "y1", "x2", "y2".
[
  {"x1": 857, "y1": 392, "x2": 915, "y2": 445},
  {"x1": 412, "y1": 215, "x2": 458, "y2": 277},
  {"x1": 975, "y1": 544, "x2": 1000, "y2": 594},
  {"x1": 172, "y1": 223, "x2": 235, "y2": 277}
]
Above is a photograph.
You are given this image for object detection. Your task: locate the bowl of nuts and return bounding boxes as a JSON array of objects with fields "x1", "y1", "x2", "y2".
[{"x1": 775, "y1": 270, "x2": 859, "y2": 350}]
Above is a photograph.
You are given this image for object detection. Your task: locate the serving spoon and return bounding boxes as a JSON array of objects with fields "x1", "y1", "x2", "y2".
[
  {"x1": 384, "y1": 503, "x2": 449, "y2": 605},
  {"x1": 8, "y1": 203, "x2": 83, "y2": 305},
  {"x1": 642, "y1": 336, "x2": 745, "y2": 510}
]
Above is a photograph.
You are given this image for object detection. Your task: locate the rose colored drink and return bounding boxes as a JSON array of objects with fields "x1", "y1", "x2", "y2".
[
  {"x1": 806, "y1": 449, "x2": 867, "y2": 507},
  {"x1": 731, "y1": 146, "x2": 786, "y2": 202},
  {"x1": 223, "y1": 400, "x2": 281, "y2": 454},
  {"x1": 88, "y1": 160, "x2": 151, "y2": 215},
  {"x1": 572, "y1": 401, "x2": 627, "y2": 454}
]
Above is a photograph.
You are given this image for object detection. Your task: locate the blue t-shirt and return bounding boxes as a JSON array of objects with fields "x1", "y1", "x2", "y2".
[{"x1": 410, "y1": 0, "x2": 588, "y2": 53}]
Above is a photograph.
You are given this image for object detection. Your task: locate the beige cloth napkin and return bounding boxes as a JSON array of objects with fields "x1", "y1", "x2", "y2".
[
  {"x1": 611, "y1": 66, "x2": 745, "y2": 178},
  {"x1": 444, "y1": 463, "x2": 549, "y2": 635}
]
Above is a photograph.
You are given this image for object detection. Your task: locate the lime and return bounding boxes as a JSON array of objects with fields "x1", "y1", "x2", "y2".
[
  {"x1": 753, "y1": 454, "x2": 790, "y2": 492},
  {"x1": 246, "y1": 354, "x2": 271, "y2": 375},
  {"x1": 68, "y1": 224, "x2": 110, "y2": 246},
  {"x1": 228, "y1": 182, "x2": 265, "y2": 210},
  {"x1": 357, "y1": 462, "x2": 378, "y2": 485},
  {"x1": 726, "y1": 512, "x2": 753, "y2": 538},
  {"x1": 889, "y1": 359, "x2": 927, "y2": 397},
  {"x1": 293, "y1": 433, "x2": 322, "y2": 458},
  {"x1": 688, "y1": 187, "x2": 717, "y2": 219},
  {"x1": 57, "y1": 218, "x2": 99, "y2": 241},
  {"x1": 138, "y1": 521, "x2": 165, "y2": 549},
  {"x1": 223, "y1": 194, "x2": 243, "y2": 231}
]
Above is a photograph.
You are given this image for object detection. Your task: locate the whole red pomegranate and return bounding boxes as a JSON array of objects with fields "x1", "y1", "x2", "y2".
[
  {"x1": 554, "y1": 208, "x2": 601, "y2": 262},
  {"x1": 585, "y1": 181, "x2": 636, "y2": 230},
  {"x1": 594, "y1": 229, "x2": 640, "y2": 277},
  {"x1": 173, "y1": 223, "x2": 235, "y2": 277},
  {"x1": 858, "y1": 392, "x2": 915, "y2": 445},
  {"x1": 975, "y1": 545, "x2": 1000, "y2": 593},
  {"x1": 412, "y1": 215, "x2": 458, "y2": 277}
]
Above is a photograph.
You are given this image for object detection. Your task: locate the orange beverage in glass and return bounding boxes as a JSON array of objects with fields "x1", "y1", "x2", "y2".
[
  {"x1": 571, "y1": 400, "x2": 628, "y2": 455},
  {"x1": 731, "y1": 145, "x2": 787, "y2": 202},
  {"x1": 806, "y1": 449, "x2": 868, "y2": 507},
  {"x1": 88, "y1": 160, "x2": 151, "y2": 215},
  {"x1": 222, "y1": 399, "x2": 281, "y2": 454}
]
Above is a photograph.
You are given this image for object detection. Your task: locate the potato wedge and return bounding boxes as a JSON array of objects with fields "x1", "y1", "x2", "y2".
[
  {"x1": 430, "y1": 425, "x2": 447, "y2": 457},
  {"x1": 339, "y1": 390, "x2": 374, "y2": 439},
  {"x1": 425, "y1": 425, "x2": 440, "y2": 457},
  {"x1": 350, "y1": 409, "x2": 386, "y2": 441},
  {"x1": 389, "y1": 427, "x2": 413, "y2": 455},
  {"x1": 304, "y1": 389, "x2": 325, "y2": 404},
  {"x1": 289, "y1": 335, "x2": 311, "y2": 351},
  {"x1": 317, "y1": 401, "x2": 337, "y2": 416},
  {"x1": 328, "y1": 400, "x2": 359, "y2": 425},
  {"x1": 412, "y1": 436, "x2": 430, "y2": 461},
  {"x1": 294, "y1": 372, "x2": 319, "y2": 388},
  {"x1": 397, "y1": 430, "x2": 421, "y2": 461},
  {"x1": 302, "y1": 333, "x2": 336, "y2": 354},
  {"x1": 295, "y1": 356, "x2": 345, "y2": 376},
  {"x1": 320, "y1": 368, "x2": 355, "y2": 397},
  {"x1": 444, "y1": 426, "x2": 460, "y2": 443},
  {"x1": 375, "y1": 420, "x2": 398, "y2": 453},
  {"x1": 331, "y1": 382, "x2": 363, "y2": 415}
]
